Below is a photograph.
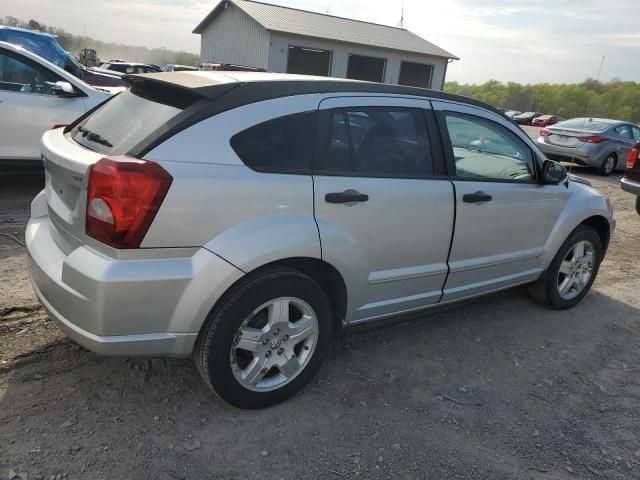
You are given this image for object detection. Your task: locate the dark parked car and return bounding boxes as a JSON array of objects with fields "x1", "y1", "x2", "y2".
[
  {"x1": 513, "y1": 112, "x2": 543, "y2": 125},
  {"x1": 621, "y1": 141, "x2": 640, "y2": 214},
  {"x1": 532, "y1": 115, "x2": 564, "y2": 127}
]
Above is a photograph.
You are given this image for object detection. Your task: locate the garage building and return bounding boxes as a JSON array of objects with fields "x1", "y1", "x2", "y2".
[{"x1": 193, "y1": 0, "x2": 458, "y2": 90}]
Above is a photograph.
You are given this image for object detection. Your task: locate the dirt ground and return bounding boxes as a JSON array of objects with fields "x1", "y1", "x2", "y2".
[{"x1": 1, "y1": 168, "x2": 640, "y2": 480}]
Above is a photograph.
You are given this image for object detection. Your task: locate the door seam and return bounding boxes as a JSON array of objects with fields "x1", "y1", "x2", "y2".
[{"x1": 439, "y1": 180, "x2": 456, "y2": 303}]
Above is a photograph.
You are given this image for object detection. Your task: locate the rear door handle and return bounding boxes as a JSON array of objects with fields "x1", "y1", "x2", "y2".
[
  {"x1": 325, "y1": 190, "x2": 369, "y2": 204},
  {"x1": 463, "y1": 191, "x2": 492, "y2": 203}
]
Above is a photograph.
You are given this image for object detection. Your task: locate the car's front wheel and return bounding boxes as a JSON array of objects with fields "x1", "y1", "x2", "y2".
[
  {"x1": 194, "y1": 267, "x2": 332, "y2": 409},
  {"x1": 529, "y1": 225, "x2": 603, "y2": 309}
]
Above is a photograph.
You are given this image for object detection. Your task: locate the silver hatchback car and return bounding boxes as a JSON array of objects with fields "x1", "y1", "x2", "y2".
[
  {"x1": 537, "y1": 118, "x2": 640, "y2": 176},
  {"x1": 27, "y1": 72, "x2": 614, "y2": 408}
]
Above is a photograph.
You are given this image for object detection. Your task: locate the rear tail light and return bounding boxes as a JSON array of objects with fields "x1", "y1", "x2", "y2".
[
  {"x1": 628, "y1": 143, "x2": 640, "y2": 169},
  {"x1": 86, "y1": 157, "x2": 172, "y2": 248},
  {"x1": 540, "y1": 128, "x2": 552, "y2": 137},
  {"x1": 578, "y1": 135, "x2": 607, "y2": 143}
]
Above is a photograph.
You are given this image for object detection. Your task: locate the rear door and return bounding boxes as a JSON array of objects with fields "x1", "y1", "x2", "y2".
[
  {"x1": 312, "y1": 96, "x2": 454, "y2": 324},
  {"x1": 433, "y1": 100, "x2": 555, "y2": 302},
  {"x1": 0, "y1": 47, "x2": 86, "y2": 160}
]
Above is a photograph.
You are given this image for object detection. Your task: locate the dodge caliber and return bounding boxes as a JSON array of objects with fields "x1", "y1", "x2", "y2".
[{"x1": 26, "y1": 71, "x2": 615, "y2": 408}]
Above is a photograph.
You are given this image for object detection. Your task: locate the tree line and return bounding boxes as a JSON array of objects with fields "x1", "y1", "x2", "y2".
[
  {"x1": 1, "y1": 16, "x2": 200, "y2": 67},
  {"x1": 445, "y1": 79, "x2": 640, "y2": 124}
]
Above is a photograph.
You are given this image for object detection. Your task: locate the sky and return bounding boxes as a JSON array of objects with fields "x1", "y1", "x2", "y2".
[{"x1": 2, "y1": 0, "x2": 639, "y2": 84}]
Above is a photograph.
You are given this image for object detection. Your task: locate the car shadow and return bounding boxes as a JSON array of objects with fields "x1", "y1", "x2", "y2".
[{"x1": 2, "y1": 287, "x2": 640, "y2": 479}]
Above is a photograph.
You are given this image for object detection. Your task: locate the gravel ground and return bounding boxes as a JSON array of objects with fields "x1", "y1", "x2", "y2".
[{"x1": 1, "y1": 168, "x2": 640, "y2": 480}]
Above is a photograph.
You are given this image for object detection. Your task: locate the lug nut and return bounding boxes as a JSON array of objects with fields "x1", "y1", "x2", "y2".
[
  {"x1": 277, "y1": 348, "x2": 284, "y2": 355},
  {"x1": 265, "y1": 350, "x2": 271, "y2": 357},
  {"x1": 282, "y1": 335, "x2": 289, "y2": 342},
  {"x1": 304, "y1": 345, "x2": 310, "y2": 351},
  {"x1": 274, "y1": 328, "x2": 280, "y2": 335}
]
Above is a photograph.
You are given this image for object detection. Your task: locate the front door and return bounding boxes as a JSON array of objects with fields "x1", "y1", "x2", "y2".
[
  {"x1": 312, "y1": 96, "x2": 454, "y2": 324},
  {"x1": 0, "y1": 48, "x2": 85, "y2": 160},
  {"x1": 433, "y1": 100, "x2": 556, "y2": 302}
]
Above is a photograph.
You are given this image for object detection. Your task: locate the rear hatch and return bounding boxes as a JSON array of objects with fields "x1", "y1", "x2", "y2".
[{"x1": 41, "y1": 76, "x2": 212, "y2": 253}]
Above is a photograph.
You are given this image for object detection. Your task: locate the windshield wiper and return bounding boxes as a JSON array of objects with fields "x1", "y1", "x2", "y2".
[{"x1": 78, "y1": 126, "x2": 113, "y2": 148}]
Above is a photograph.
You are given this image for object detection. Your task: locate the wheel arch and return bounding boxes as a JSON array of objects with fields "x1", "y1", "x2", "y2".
[
  {"x1": 197, "y1": 256, "x2": 348, "y2": 339},
  {"x1": 580, "y1": 215, "x2": 611, "y2": 253}
]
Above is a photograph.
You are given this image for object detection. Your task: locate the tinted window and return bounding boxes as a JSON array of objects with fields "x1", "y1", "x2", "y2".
[
  {"x1": 0, "y1": 50, "x2": 62, "y2": 95},
  {"x1": 444, "y1": 112, "x2": 534, "y2": 181},
  {"x1": 398, "y1": 62, "x2": 433, "y2": 89},
  {"x1": 69, "y1": 84, "x2": 199, "y2": 155},
  {"x1": 231, "y1": 112, "x2": 317, "y2": 173},
  {"x1": 323, "y1": 107, "x2": 432, "y2": 177},
  {"x1": 632, "y1": 126, "x2": 640, "y2": 141},
  {"x1": 286, "y1": 46, "x2": 331, "y2": 76}
]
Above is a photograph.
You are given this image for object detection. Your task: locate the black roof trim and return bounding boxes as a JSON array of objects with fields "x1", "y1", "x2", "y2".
[{"x1": 129, "y1": 77, "x2": 511, "y2": 158}]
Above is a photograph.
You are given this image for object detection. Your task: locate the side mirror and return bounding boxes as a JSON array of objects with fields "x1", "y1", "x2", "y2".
[
  {"x1": 52, "y1": 81, "x2": 79, "y2": 98},
  {"x1": 541, "y1": 159, "x2": 568, "y2": 184}
]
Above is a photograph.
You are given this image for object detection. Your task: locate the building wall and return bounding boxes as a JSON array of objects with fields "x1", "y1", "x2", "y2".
[
  {"x1": 200, "y1": 3, "x2": 270, "y2": 68},
  {"x1": 268, "y1": 32, "x2": 449, "y2": 90}
]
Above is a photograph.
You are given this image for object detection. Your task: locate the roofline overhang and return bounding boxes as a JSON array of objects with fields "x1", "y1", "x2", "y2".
[{"x1": 193, "y1": 0, "x2": 459, "y2": 60}]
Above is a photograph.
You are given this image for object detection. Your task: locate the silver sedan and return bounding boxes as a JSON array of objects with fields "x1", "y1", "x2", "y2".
[{"x1": 536, "y1": 118, "x2": 640, "y2": 175}]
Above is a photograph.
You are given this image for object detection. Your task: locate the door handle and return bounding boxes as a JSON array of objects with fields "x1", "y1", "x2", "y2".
[
  {"x1": 463, "y1": 191, "x2": 492, "y2": 203},
  {"x1": 325, "y1": 190, "x2": 369, "y2": 204}
]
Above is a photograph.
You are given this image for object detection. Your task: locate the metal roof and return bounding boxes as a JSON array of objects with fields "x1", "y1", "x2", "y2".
[{"x1": 193, "y1": 0, "x2": 458, "y2": 60}]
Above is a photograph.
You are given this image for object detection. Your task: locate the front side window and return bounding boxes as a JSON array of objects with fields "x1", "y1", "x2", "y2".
[
  {"x1": 323, "y1": 107, "x2": 432, "y2": 177},
  {"x1": 632, "y1": 126, "x2": 640, "y2": 141},
  {"x1": 0, "y1": 50, "x2": 61, "y2": 95},
  {"x1": 444, "y1": 112, "x2": 534, "y2": 181},
  {"x1": 230, "y1": 112, "x2": 317, "y2": 173}
]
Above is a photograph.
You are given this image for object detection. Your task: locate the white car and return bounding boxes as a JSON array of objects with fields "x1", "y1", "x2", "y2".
[{"x1": 0, "y1": 41, "x2": 112, "y2": 166}]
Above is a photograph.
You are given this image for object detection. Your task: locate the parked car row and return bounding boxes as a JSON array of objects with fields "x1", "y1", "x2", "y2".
[{"x1": 536, "y1": 118, "x2": 640, "y2": 176}]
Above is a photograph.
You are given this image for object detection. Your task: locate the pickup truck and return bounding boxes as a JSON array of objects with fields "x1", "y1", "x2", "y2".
[{"x1": 621, "y1": 142, "x2": 640, "y2": 215}]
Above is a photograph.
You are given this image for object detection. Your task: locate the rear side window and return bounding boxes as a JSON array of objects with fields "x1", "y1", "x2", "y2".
[
  {"x1": 321, "y1": 107, "x2": 432, "y2": 177},
  {"x1": 230, "y1": 112, "x2": 317, "y2": 173},
  {"x1": 69, "y1": 84, "x2": 199, "y2": 155}
]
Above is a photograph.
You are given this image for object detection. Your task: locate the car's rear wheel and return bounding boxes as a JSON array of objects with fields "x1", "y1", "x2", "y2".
[
  {"x1": 635, "y1": 197, "x2": 640, "y2": 216},
  {"x1": 528, "y1": 225, "x2": 602, "y2": 309},
  {"x1": 599, "y1": 153, "x2": 617, "y2": 176},
  {"x1": 194, "y1": 267, "x2": 332, "y2": 409}
]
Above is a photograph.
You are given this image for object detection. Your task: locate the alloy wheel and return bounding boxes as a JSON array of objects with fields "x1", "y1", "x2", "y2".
[
  {"x1": 230, "y1": 297, "x2": 319, "y2": 392},
  {"x1": 556, "y1": 240, "x2": 596, "y2": 300}
]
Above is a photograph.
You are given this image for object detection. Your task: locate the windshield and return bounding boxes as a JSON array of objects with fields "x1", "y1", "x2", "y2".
[
  {"x1": 555, "y1": 118, "x2": 612, "y2": 132},
  {"x1": 69, "y1": 84, "x2": 200, "y2": 155}
]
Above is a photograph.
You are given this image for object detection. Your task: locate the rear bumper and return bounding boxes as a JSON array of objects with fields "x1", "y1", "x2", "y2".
[
  {"x1": 26, "y1": 215, "x2": 244, "y2": 357},
  {"x1": 536, "y1": 139, "x2": 602, "y2": 167},
  {"x1": 621, "y1": 176, "x2": 640, "y2": 196}
]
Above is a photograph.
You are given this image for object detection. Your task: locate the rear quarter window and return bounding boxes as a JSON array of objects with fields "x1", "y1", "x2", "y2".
[{"x1": 230, "y1": 112, "x2": 317, "y2": 173}]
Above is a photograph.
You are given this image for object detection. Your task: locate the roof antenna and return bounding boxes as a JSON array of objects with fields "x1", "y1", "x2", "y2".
[
  {"x1": 567, "y1": 55, "x2": 606, "y2": 174},
  {"x1": 325, "y1": 6, "x2": 330, "y2": 14},
  {"x1": 397, "y1": 1, "x2": 404, "y2": 28}
]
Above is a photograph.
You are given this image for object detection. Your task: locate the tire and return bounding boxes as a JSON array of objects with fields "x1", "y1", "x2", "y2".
[
  {"x1": 635, "y1": 196, "x2": 640, "y2": 216},
  {"x1": 194, "y1": 266, "x2": 333, "y2": 409},
  {"x1": 528, "y1": 225, "x2": 603, "y2": 310},
  {"x1": 598, "y1": 153, "x2": 617, "y2": 176}
]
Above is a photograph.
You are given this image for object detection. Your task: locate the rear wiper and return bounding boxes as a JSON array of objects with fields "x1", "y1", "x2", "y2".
[{"x1": 78, "y1": 126, "x2": 113, "y2": 147}]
